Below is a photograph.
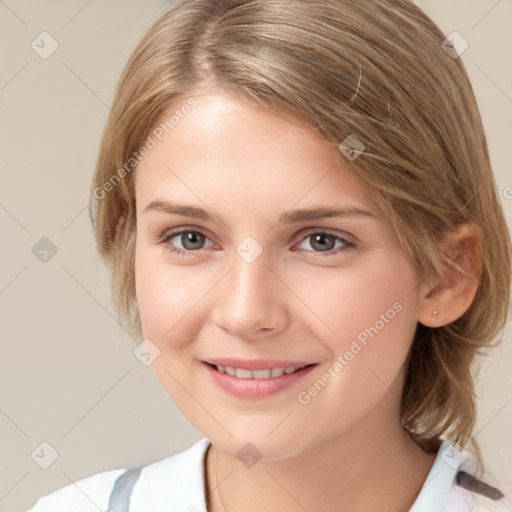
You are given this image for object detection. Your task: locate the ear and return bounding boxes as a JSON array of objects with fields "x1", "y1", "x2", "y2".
[{"x1": 417, "y1": 222, "x2": 483, "y2": 328}]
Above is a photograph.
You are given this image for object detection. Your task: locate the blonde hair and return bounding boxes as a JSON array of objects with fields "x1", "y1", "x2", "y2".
[{"x1": 90, "y1": 0, "x2": 511, "y2": 470}]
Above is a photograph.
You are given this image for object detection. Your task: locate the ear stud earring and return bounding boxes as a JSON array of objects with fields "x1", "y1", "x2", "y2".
[{"x1": 432, "y1": 309, "x2": 439, "y2": 318}]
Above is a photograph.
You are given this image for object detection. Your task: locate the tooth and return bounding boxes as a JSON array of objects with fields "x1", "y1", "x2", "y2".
[
  {"x1": 235, "y1": 368, "x2": 253, "y2": 378},
  {"x1": 216, "y1": 364, "x2": 308, "y2": 378},
  {"x1": 253, "y1": 369, "x2": 271, "y2": 379}
]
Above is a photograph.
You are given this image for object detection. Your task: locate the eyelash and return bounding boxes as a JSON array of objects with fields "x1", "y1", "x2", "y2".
[{"x1": 158, "y1": 228, "x2": 356, "y2": 258}]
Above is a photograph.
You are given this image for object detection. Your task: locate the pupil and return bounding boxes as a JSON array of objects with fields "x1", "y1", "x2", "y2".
[
  {"x1": 183, "y1": 232, "x2": 204, "y2": 250},
  {"x1": 312, "y1": 233, "x2": 334, "y2": 252}
]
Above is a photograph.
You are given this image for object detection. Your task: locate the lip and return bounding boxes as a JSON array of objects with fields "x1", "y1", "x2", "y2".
[
  {"x1": 202, "y1": 361, "x2": 317, "y2": 400},
  {"x1": 204, "y1": 358, "x2": 315, "y2": 371}
]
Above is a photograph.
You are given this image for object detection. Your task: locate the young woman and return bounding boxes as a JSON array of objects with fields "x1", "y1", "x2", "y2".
[{"x1": 27, "y1": 0, "x2": 511, "y2": 510}]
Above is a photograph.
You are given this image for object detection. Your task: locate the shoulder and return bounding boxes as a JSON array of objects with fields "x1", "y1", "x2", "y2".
[
  {"x1": 25, "y1": 467, "x2": 127, "y2": 512},
  {"x1": 411, "y1": 441, "x2": 510, "y2": 512},
  {"x1": 25, "y1": 437, "x2": 211, "y2": 512},
  {"x1": 445, "y1": 469, "x2": 510, "y2": 512}
]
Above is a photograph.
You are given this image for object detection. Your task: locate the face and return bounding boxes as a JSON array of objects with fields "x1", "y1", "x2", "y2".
[{"x1": 134, "y1": 88, "x2": 426, "y2": 461}]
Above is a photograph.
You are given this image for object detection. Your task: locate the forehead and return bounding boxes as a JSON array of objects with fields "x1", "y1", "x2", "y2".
[{"x1": 134, "y1": 90, "x2": 378, "y2": 217}]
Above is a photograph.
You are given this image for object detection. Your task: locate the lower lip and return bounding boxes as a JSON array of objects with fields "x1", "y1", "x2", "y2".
[{"x1": 202, "y1": 362, "x2": 317, "y2": 399}]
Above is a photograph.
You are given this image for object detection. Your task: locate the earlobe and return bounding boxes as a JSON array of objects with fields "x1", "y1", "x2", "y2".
[{"x1": 418, "y1": 222, "x2": 483, "y2": 328}]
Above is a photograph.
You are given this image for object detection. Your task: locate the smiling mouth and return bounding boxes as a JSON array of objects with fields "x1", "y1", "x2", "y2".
[{"x1": 205, "y1": 362, "x2": 317, "y2": 379}]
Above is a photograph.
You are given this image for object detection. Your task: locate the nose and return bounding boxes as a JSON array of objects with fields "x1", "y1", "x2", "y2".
[{"x1": 211, "y1": 250, "x2": 289, "y2": 341}]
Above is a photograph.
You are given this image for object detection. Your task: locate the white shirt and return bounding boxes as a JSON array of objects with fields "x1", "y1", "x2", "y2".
[{"x1": 26, "y1": 438, "x2": 509, "y2": 511}]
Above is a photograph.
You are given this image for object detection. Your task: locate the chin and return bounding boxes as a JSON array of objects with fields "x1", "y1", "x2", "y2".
[{"x1": 208, "y1": 428, "x2": 315, "y2": 463}]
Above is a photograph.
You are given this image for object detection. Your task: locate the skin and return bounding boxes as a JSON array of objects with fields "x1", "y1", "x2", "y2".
[{"x1": 134, "y1": 86, "x2": 481, "y2": 512}]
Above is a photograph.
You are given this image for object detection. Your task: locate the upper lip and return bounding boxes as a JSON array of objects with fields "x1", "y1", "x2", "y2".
[{"x1": 203, "y1": 358, "x2": 317, "y2": 370}]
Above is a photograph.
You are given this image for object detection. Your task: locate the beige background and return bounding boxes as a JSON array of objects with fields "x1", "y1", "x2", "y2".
[{"x1": 0, "y1": 1, "x2": 511, "y2": 510}]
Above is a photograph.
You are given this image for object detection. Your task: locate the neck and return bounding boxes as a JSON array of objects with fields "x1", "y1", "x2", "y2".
[{"x1": 205, "y1": 398, "x2": 436, "y2": 512}]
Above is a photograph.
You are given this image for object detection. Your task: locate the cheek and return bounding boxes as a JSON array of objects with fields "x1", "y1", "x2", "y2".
[
  {"x1": 289, "y1": 257, "x2": 418, "y2": 436},
  {"x1": 295, "y1": 252, "x2": 417, "y2": 339},
  {"x1": 134, "y1": 247, "x2": 216, "y2": 350},
  {"x1": 135, "y1": 244, "x2": 175, "y2": 336},
  {"x1": 296, "y1": 252, "x2": 419, "y2": 384},
  {"x1": 134, "y1": 250, "x2": 209, "y2": 408}
]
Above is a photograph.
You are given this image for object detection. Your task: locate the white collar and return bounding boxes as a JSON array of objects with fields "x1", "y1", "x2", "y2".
[
  {"x1": 409, "y1": 440, "x2": 460, "y2": 511},
  {"x1": 129, "y1": 438, "x2": 459, "y2": 511},
  {"x1": 129, "y1": 437, "x2": 211, "y2": 511}
]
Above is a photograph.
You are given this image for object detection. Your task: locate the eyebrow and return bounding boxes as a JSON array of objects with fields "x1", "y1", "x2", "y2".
[{"x1": 142, "y1": 199, "x2": 377, "y2": 223}]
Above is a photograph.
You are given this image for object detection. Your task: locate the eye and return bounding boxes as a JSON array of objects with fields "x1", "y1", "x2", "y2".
[
  {"x1": 159, "y1": 228, "x2": 213, "y2": 256},
  {"x1": 295, "y1": 231, "x2": 356, "y2": 256},
  {"x1": 158, "y1": 228, "x2": 356, "y2": 258}
]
